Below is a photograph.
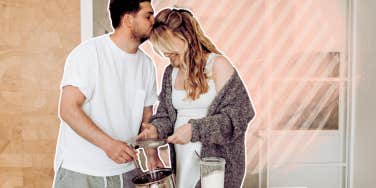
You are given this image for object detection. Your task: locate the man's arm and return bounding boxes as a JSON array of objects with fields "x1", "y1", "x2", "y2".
[{"x1": 59, "y1": 86, "x2": 137, "y2": 163}]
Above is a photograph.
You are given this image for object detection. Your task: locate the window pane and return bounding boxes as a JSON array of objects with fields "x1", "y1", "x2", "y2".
[{"x1": 272, "y1": 81, "x2": 339, "y2": 130}]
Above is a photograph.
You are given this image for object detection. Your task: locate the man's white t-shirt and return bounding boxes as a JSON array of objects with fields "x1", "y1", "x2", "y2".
[{"x1": 54, "y1": 34, "x2": 158, "y2": 176}]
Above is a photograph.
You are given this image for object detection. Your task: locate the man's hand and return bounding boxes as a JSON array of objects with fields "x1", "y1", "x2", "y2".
[
  {"x1": 137, "y1": 123, "x2": 158, "y2": 140},
  {"x1": 103, "y1": 139, "x2": 138, "y2": 164},
  {"x1": 167, "y1": 123, "x2": 192, "y2": 144}
]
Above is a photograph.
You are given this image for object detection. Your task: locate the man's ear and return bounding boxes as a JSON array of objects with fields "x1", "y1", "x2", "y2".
[{"x1": 121, "y1": 14, "x2": 134, "y2": 28}]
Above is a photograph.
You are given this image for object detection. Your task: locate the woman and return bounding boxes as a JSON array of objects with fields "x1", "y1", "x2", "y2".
[{"x1": 138, "y1": 8, "x2": 255, "y2": 188}]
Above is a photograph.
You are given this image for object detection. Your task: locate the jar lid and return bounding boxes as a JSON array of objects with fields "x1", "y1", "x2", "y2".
[{"x1": 200, "y1": 157, "x2": 226, "y2": 165}]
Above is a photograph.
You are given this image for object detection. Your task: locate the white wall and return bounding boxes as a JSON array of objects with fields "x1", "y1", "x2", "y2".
[
  {"x1": 351, "y1": 0, "x2": 376, "y2": 187},
  {"x1": 81, "y1": 0, "x2": 93, "y2": 41}
]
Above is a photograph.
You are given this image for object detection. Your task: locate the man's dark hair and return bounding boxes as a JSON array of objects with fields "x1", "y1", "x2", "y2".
[{"x1": 109, "y1": 0, "x2": 151, "y2": 29}]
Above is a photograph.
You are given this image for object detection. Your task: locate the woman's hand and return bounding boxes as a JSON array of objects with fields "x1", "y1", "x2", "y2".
[
  {"x1": 137, "y1": 123, "x2": 158, "y2": 140},
  {"x1": 167, "y1": 123, "x2": 192, "y2": 144}
]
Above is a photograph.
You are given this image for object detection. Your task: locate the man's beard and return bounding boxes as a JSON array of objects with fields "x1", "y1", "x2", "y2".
[
  {"x1": 131, "y1": 32, "x2": 149, "y2": 44},
  {"x1": 139, "y1": 36, "x2": 149, "y2": 44},
  {"x1": 131, "y1": 27, "x2": 150, "y2": 44}
]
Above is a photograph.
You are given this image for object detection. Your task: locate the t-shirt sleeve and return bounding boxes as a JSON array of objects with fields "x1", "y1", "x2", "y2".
[
  {"x1": 144, "y1": 63, "x2": 158, "y2": 107},
  {"x1": 60, "y1": 45, "x2": 98, "y2": 101}
]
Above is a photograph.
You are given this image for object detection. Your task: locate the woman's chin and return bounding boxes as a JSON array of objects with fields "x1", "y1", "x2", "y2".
[
  {"x1": 170, "y1": 62, "x2": 179, "y2": 68},
  {"x1": 169, "y1": 59, "x2": 179, "y2": 67}
]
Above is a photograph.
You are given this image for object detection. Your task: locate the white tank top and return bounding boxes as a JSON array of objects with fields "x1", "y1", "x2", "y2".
[{"x1": 171, "y1": 53, "x2": 218, "y2": 188}]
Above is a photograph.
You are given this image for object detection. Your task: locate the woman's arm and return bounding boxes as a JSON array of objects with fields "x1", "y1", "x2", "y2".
[
  {"x1": 189, "y1": 57, "x2": 255, "y2": 145},
  {"x1": 149, "y1": 66, "x2": 175, "y2": 139},
  {"x1": 211, "y1": 55, "x2": 235, "y2": 92}
]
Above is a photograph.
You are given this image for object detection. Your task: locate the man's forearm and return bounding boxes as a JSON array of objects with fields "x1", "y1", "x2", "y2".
[{"x1": 61, "y1": 103, "x2": 112, "y2": 151}]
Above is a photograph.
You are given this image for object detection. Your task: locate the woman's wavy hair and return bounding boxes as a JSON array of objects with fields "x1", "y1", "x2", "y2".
[{"x1": 150, "y1": 8, "x2": 221, "y2": 100}]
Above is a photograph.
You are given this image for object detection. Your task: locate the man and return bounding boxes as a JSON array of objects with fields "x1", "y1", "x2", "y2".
[{"x1": 53, "y1": 0, "x2": 156, "y2": 187}]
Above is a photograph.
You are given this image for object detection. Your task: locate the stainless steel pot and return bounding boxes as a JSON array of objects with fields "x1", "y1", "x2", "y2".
[
  {"x1": 132, "y1": 138, "x2": 171, "y2": 172},
  {"x1": 131, "y1": 168, "x2": 175, "y2": 188}
]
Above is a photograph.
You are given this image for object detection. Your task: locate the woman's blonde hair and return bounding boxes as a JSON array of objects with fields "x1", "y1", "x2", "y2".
[{"x1": 150, "y1": 8, "x2": 221, "y2": 100}]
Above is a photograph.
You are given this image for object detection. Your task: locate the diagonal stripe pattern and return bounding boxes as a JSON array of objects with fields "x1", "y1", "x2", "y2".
[{"x1": 141, "y1": 0, "x2": 348, "y2": 186}]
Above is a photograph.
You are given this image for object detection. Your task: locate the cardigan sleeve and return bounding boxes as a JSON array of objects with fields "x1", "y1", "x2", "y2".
[
  {"x1": 150, "y1": 67, "x2": 175, "y2": 139},
  {"x1": 188, "y1": 72, "x2": 255, "y2": 145}
]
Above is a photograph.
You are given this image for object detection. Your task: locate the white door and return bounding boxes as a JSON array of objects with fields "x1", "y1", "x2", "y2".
[{"x1": 243, "y1": 1, "x2": 351, "y2": 187}]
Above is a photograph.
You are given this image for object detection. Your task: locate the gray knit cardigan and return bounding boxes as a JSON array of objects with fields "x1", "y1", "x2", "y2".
[{"x1": 150, "y1": 65, "x2": 255, "y2": 188}]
